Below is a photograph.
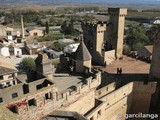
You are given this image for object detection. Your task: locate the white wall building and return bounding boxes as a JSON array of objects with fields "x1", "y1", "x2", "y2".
[
  {"x1": 64, "y1": 43, "x2": 80, "y2": 53},
  {"x1": 0, "y1": 43, "x2": 10, "y2": 57}
]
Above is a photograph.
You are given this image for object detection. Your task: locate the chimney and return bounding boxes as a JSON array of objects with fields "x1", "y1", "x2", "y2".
[{"x1": 21, "y1": 15, "x2": 25, "y2": 39}]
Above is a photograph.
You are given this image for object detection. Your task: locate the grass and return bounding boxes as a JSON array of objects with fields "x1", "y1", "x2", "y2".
[{"x1": 36, "y1": 31, "x2": 78, "y2": 42}]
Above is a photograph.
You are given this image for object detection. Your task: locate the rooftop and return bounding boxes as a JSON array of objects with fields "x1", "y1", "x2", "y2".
[
  {"x1": 100, "y1": 55, "x2": 150, "y2": 81},
  {"x1": 0, "y1": 66, "x2": 17, "y2": 76},
  {"x1": 74, "y1": 41, "x2": 92, "y2": 61},
  {"x1": 102, "y1": 55, "x2": 150, "y2": 74},
  {"x1": 51, "y1": 75, "x2": 85, "y2": 92},
  {"x1": 0, "y1": 56, "x2": 18, "y2": 75}
]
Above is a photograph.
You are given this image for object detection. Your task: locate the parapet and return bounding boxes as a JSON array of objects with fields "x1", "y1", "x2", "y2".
[{"x1": 108, "y1": 8, "x2": 127, "y2": 16}]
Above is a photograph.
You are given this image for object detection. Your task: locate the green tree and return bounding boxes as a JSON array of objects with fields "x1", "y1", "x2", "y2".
[
  {"x1": 126, "y1": 26, "x2": 149, "y2": 50},
  {"x1": 146, "y1": 25, "x2": 160, "y2": 44},
  {"x1": 22, "y1": 57, "x2": 36, "y2": 72},
  {"x1": 46, "y1": 21, "x2": 49, "y2": 34},
  {"x1": 61, "y1": 20, "x2": 77, "y2": 35}
]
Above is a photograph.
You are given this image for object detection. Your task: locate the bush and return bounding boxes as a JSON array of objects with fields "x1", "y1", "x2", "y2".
[{"x1": 22, "y1": 57, "x2": 36, "y2": 71}]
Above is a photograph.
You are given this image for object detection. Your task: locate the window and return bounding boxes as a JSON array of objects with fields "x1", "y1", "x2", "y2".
[
  {"x1": 7, "y1": 82, "x2": 11, "y2": 87},
  {"x1": 6, "y1": 31, "x2": 11, "y2": 35},
  {"x1": 45, "y1": 92, "x2": 52, "y2": 100},
  {"x1": 90, "y1": 116, "x2": 94, "y2": 120},
  {"x1": 106, "y1": 87, "x2": 108, "y2": 91},
  {"x1": 36, "y1": 84, "x2": 43, "y2": 90},
  {"x1": 10, "y1": 106, "x2": 18, "y2": 113},
  {"x1": 97, "y1": 110, "x2": 101, "y2": 118},
  {"x1": 0, "y1": 97, "x2": 3, "y2": 103},
  {"x1": 0, "y1": 75, "x2": 3, "y2": 80},
  {"x1": 34, "y1": 32, "x2": 38, "y2": 36},
  {"x1": 28, "y1": 99, "x2": 36, "y2": 107},
  {"x1": 13, "y1": 80, "x2": 16, "y2": 85},
  {"x1": 12, "y1": 93, "x2": 18, "y2": 98}
]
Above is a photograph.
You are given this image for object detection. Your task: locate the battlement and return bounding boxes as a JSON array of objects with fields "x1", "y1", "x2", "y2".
[
  {"x1": 56, "y1": 72, "x2": 101, "y2": 101},
  {"x1": 133, "y1": 81, "x2": 157, "y2": 93},
  {"x1": 134, "y1": 81, "x2": 157, "y2": 87},
  {"x1": 0, "y1": 71, "x2": 101, "y2": 120},
  {"x1": 82, "y1": 21, "x2": 107, "y2": 29},
  {"x1": 108, "y1": 8, "x2": 127, "y2": 16}
]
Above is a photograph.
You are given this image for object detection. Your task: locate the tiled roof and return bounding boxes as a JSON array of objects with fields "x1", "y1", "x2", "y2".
[
  {"x1": 0, "y1": 66, "x2": 17, "y2": 75},
  {"x1": 0, "y1": 56, "x2": 17, "y2": 75}
]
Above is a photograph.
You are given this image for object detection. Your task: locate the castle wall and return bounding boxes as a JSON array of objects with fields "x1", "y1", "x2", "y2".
[
  {"x1": 130, "y1": 82, "x2": 157, "y2": 114},
  {"x1": 96, "y1": 82, "x2": 116, "y2": 98},
  {"x1": 104, "y1": 50, "x2": 116, "y2": 65},
  {"x1": 149, "y1": 37, "x2": 160, "y2": 79},
  {"x1": 86, "y1": 82, "x2": 133, "y2": 120}
]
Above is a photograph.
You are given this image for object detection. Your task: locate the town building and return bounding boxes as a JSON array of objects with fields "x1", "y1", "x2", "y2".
[
  {"x1": 0, "y1": 55, "x2": 18, "y2": 89},
  {"x1": 26, "y1": 28, "x2": 44, "y2": 37}
]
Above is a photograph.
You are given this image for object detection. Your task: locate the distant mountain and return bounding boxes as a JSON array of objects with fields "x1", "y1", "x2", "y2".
[{"x1": 0, "y1": 0, "x2": 160, "y2": 5}]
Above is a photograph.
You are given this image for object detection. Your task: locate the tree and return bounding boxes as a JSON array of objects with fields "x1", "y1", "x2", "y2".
[
  {"x1": 61, "y1": 20, "x2": 77, "y2": 35},
  {"x1": 125, "y1": 26, "x2": 149, "y2": 50},
  {"x1": 22, "y1": 57, "x2": 36, "y2": 72},
  {"x1": 46, "y1": 21, "x2": 49, "y2": 34},
  {"x1": 146, "y1": 25, "x2": 160, "y2": 45}
]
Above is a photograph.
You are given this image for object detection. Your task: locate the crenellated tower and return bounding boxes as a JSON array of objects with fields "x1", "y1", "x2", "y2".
[{"x1": 108, "y1": 8, "x2": 127, "y2": 59}]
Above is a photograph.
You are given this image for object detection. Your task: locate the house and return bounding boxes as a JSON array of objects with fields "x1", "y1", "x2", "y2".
[
  {"x1": 9, "y1": 46, "x2": 22, "y2": 57},
  {"x1": 44, "y1": 49, "x2": 63, "y2": 59},
  {"x1": 64, "y1": 43, "x2": 80, "y2": 53},
  {"x1": 24, "y1": 39, "x2": 45, "y2": 55},
  {"x1": 4, "y1": 27, "x2": 14, "y2": 41},
  {"x1": 0, "y1": 43, "x2": 10, "y2": 57},
  {"x1": 0, "y1": 55, "x2": 18, "y2": 89},
  {"x1": 26, "y1": 28, "x2": 44, "y2": 37},
  {"x1": 0, "y1": 37, "x2": 10, "y2": 46},
  {"x1": 150, "y1": 18, "x2": 160, "y2": 24}
]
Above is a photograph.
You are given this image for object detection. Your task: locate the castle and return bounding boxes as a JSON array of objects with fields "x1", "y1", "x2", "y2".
[{"x1": 0, "y1": 7, "x2": 160, "y2": 120}]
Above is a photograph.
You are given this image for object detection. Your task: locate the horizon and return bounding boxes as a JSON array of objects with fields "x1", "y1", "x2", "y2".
[{"x1": 1, "y1": 0, "x2": 160, "y2": 5}]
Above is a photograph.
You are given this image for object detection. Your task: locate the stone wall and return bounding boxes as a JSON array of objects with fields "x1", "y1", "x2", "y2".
[
  {"x1": 104, "y1": 50, "x2": 116, "y2": 65},
  {"x1": 130, "y1": 81, "x2": 157, "y2": 114},
  {"x1": 85, "y1": 82, "x2": 133, "y2": 120}
]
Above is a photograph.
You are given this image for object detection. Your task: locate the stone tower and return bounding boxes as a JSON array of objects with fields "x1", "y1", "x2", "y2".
[
  {"x1": 149, "y1": 32, "x2": 160, "y2": 80},
  {"x1": 82, "y1": 21, "x2": 107, "y2": 65},
  {"x1": 21, "y1": 15, "x2": 25, "y2": 39},
  {"x1": 74, "y1": 40, "x2": 92, "y2": 73},
  {"x1": 108, "y1": 8, "x2": 127, "y2": 59},
  {"x1": 35, "y1": 53, "x2": 54, "y2": 80}
]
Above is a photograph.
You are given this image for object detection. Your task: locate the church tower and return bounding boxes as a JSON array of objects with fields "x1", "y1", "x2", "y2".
[
  {"x1": 21, "y1": 15, "x2": 25, "y2": 40},
  {"x1": 108, "y1": 8, "x2": 127, "y2": 59}
]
